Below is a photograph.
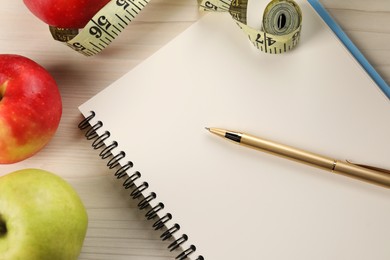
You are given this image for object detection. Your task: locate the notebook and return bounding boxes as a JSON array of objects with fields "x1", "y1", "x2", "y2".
[{"x1": 78, "y1": 0, "x2": 390, "y2": 259}]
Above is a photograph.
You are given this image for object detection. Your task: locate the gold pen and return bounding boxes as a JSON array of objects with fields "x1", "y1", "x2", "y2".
[{"x1": 206, "y1": 127, "x2": 390, "y2": 189}]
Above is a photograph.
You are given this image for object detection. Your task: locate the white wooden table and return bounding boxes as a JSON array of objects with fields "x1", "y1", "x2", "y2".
[{"x1": 1, "y1": 1, "x2": 389, "y2": 259}]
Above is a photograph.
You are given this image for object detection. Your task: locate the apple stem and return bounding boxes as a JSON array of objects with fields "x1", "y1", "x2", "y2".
[
  {"x1": 0, "y1": 217, "x2": 6, "y2": 236},
  {"x1": 0, "y1": 82, "x2": 6, "y2": 101},
  {"x1": 0, "y1": 81, "x2": 8, "y2": 101}
]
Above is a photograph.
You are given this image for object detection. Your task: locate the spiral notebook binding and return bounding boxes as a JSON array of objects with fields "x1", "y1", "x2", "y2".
[
  {"x1": 92, "y1": 131, "x2": 110, "y2": 149},
  {"x1": 79, "y1": 111, "x2": 203, "y2": 260},
  {"x1": 153, "y1": 213, "x2": 172, "y2": 230}
]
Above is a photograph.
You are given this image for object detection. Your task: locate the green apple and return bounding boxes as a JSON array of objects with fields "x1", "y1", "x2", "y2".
[{"x1": 0, "y1": 168, "x2": 88, "y2": 259}]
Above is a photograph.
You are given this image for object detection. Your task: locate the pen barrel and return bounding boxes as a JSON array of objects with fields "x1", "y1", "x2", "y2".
[
  {"x1": 241, "y1": 134, "x2": 390, "y2": 188},
  {"x1": 334, "y1": 161, "x2": 390, "y2": 188},
  {"x1": 241, "y1": 134, "x2": 336, "y2": 171}
]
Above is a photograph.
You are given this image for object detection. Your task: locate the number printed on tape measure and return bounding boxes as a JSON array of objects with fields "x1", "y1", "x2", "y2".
[{"x1": 201, "y1": 0, "x2": 231, "y2": 12}]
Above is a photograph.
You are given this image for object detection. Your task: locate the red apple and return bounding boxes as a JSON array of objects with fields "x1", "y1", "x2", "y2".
[
  {"x1": 23, "y1": 0, "x2": 111, "y2": 29},
  {"x1": 0, "y1": 54, "x2": 62, "y2": 164}
]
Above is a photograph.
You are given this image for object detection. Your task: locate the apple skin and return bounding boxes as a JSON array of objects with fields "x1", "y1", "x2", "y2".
[
  {"x1": 0, "y1": 168, "x2": 88, "y2": 260},
  {"x1": 23, "y1": 0, "x2": 111, "y2": 29},
  {"x1": 0, "y1": 54, "x2": 62, "y2": 164}
]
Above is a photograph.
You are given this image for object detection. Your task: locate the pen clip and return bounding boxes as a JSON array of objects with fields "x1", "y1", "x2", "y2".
[{"x1": 346, "y1": 160, "x2": 390, "y2": 175}]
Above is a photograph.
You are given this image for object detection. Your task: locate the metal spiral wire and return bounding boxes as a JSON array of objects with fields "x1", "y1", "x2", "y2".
[{"x1": 78, "y1": 111, "x2": 203, "y2": 260}]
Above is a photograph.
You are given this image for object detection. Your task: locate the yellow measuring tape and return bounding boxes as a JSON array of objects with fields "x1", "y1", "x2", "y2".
[
  {"x1": 199, "y1": 0, "x2": 302, "y2": 53},
  {"x1": 50, "y1": 0, "x2": 151, "y2": 56},
  {"x1": 50, "y1": 0, "x2": 302, "y2": 56}
]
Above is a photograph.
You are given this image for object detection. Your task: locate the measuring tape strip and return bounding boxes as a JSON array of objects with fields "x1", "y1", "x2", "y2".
[
  {"x1": 50, "y1": 0, "x2": 151, "y2": 56},
  {"x1": 50, "y1": 0, "x2": 302, "y2": 56},
  {"x1": 199, "y1": 0, "x2": 303, "y2": 53}
]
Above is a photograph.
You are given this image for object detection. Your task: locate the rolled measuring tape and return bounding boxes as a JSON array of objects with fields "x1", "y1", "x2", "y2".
[
  {"x1": 200, "y1": 0, "x2": 302, "y2": 53},
  {"x1": 49, "y1": 0, "x2": 302, "y2": 56}
]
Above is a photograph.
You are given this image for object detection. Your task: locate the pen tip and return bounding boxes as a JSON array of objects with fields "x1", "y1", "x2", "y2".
[{"x1": 205, "y1": 127, "x2": 210, "y2": 131}]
